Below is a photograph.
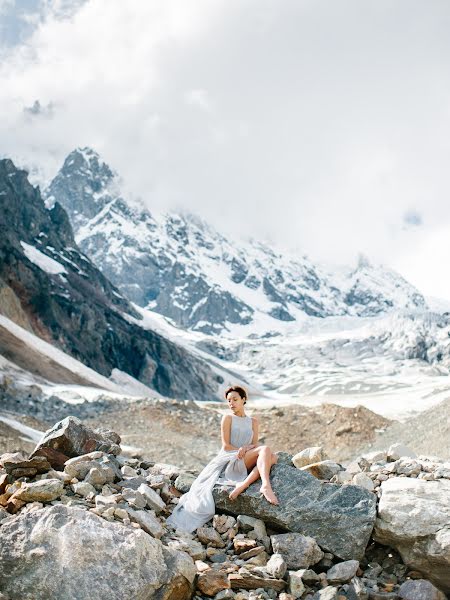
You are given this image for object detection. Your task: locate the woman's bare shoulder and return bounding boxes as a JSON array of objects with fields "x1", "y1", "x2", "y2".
[
  {"x1": 251, "y1": 415, "x2": 259, "y2": 424},
  {"x1": 221, "y1": 414, "x2": 232, "y2": 422}
]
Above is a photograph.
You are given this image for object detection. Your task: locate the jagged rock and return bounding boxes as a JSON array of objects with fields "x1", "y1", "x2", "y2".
[
  {"x1": 174, "y1": 472, "x2": 197, "y2": 494},
  {"x1": 351, "y1": 473, "x2": 374, "y2": 491},
  {"x1": 266, "y1": 553, "x2": 287, "y2": 579},
  {"x1": 121, "y1": 487, "x2": 148, "y2": 509},
  {"x1": 295, "y1": 569, "x2": 320, "y2": 585},
  {"x1": 166, "y1": 535, "x2": 207, "y2": 561},
  {"x1": 214, "y1": 514, "x2": 236, "y2": 533},
  {"x1": 387, "y1": 444, "x2": 417, "y2": 462},
  {"x1": 314, "y1": 586, "x2": 338, "y2": 600},
  {"x1": 30, "y1": 416, "x2": 121, "y2": 469},
  {"x1": 234, "y1": 538, "x2": 258, "y2": 554},
  {"x1": 122, "y1": 506, "x2": 165, "y2": 539},
  {"x1": 2, "y1": 455, "x2": 51, "y2": 476},
  {"x1": 138, "y1": 483, "x2": 166, "y2": 513},
  {"x1": 398, "y1": 579, "x2": 446, "y2": 600},
  {"x1": 197, "y1": 570, "x2": 230, "y2": 596},
  {"x1": 214, "y1": 463, "x2": 377, "y2": 560},
  {"x1": 71, "y1": 481, "x2": 96, "y2": 497},
  {"x1": 292, "y1": 447, "x2": 329, "y2": 469},
  {"x1": 299, "y1": 460, "x2": 343, "y2": 480},
  {"x1": 197, "y1": 526, "x2": 226, "y2": 548},
  {"x1": 374, "y1": 477, "x2": 450, "y2": 593},
  {"x1": 326, "y1": 560, "x2": 359, "y2": 583},
  {"x1": 238, "y1": 546, "x2": 265, "y2": 560},
  {"x1": 0, "y1": 504, "x2": 194, "y2": 600},
  {"x1": 271, "y1": 533, "x2": 324, "y2": 569},
  {"x1": 228, "y1": 573, "x2": 285, "y2": 592},
  {"x1": 237, "y1": 515, "x2": 267, "y2": 539},
  {"x1": 10, "y1": 479, "x2": 64, "y2": 503},
  {"x1": 287, "y1": 571, "x2": 305, "y2": 599}
]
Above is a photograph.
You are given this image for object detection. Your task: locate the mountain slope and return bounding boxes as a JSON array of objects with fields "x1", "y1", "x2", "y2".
[
  {"x1": 45, "y1": 147, "x2": 426, "y2": 335},
  {"x1": 0, "y1": 157, "x2": 223, "y2": 400}
]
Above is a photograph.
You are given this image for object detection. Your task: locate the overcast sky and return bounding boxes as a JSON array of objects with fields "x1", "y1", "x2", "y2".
[{"x1": 1, "y1": 0, "x2": 450, "y2": 301}]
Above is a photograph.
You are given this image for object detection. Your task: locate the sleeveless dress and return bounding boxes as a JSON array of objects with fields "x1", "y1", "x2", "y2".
[{"x1": 166, "y1": 414, "x2": 254, "y2": 533}]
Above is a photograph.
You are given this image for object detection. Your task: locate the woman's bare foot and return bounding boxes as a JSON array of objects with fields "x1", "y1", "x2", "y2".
[
  {"x1": 229, "y1": 482, "x2": 247, "y2": 501},
  {"x1": 260, "y1": 485, "x2": 279, "y2": 505}
]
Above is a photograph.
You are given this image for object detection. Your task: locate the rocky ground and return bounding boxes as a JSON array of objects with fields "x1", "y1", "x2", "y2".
[{"x1": 0, "y1": 417, "x2": 448, "y2": 600}]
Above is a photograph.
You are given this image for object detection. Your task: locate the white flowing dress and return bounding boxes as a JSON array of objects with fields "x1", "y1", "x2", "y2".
[{"x1": 167, "y1": 414, "x2": 253, "y2": 533}]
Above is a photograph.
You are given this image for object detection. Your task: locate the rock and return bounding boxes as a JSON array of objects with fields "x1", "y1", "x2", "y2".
[
  {"x1": 279, "y1": 595, "x2": 296, "y2": 600},
  {"x1": 266, "y1": 553, "x2": 287, "y2": 579},
  {"x1": 288, "y1": 571, "x2": 305, "y2": 599},
  {"x1": 387, "y1": 444, "x2": 417, "y2": 461},
  {"x1": 197, "y1": 526, "x2": 226, "y2": 548},
  {"x1": 363, "y1": 451, "x2": 387, "y2": 464},
  {"x1": 234, "y1": 538, "x2": 258, "y2": 554},
  {"x1": 238, "y1": 546, "x2": 265, "y2": 560},
  {"x1": 174, "y1": 472, "x2": 197, "y2": 493},
  {"x1": 197, "y1": 570, "x2": 230, "y2": 597},
  {"x1": 10, "y1": 479, "x2": 64, "y2": 503},
  {"x1": 121, "y1": 487, "x2": 147, "y2": 509},
  {"x1": 332, "y1": 471, "x2": 353, "y2": 484},
  {"x1": 138, "y1": 483, "x2": 166, "y2": 513},
  {"x1": 214, "y1": 463, "x2": 377, "y2": 560},
  {"x1": 296, "y1": 569, "x2": 320, "y2": 585},
  {"x1": 158, "y1": 544, "x2": 197, "y2": 600},
  {"x1": 30, "y1": 416, "x2": 121, "y2": 468},
  {"x1": 299, "y1": 460, "x2": 343, "y2": 480},
  {"x1": 228, "y1": 573, "x2": 286, "y2": 592},
  {"x1": 326, "y1": 560, "x2": 359, "y2": 583},
  {"x1": 0, "y1": 504, "x2": 194, "y2": 599},
  {"x1": 122, "y1": 506, "x2": 165, "y2": 539},
  {"x1": 271, "y1": 533, "x2": 324, "y2": 569},
  {"x1": 398, "y1": 579, "x2": 446, "y2": 600},
  {"x1": 166, "y1": 535, "x2": 207, "y2": 561},
  {"x1": 2, "y1": 455, "x2": 51, "y2": 476},
  {"x1": 275, "y1": 452, "x2": 295, "y2": 466},
  {"x1": 352, "y1": 474, "x2": 374, "y2": 492},
  {"x1": 84, "y1": 467, "x2": 109, "y2": 489},
  {"x1": 393, "y1": 459, "x2": 422, "y2": 476},
  {"x1": 72, "y1": 481, "x2": 97, "y2": 497},
  {"x1": 374, "y1": 477, "x2": 450, "y2": 593},
  {"x1": 292, "y1": 447, "x2": 329, "y2": 468},
  {"x1": 237, "y1": 515, "x2": 267, "y2": 539},
  {"x1": 214, "y1": 514, "x2": 236, "y2": 533},
  {"x1": 215, "y1": 590, "x2": 236, "y2": 600},
  {"x1": 314, "y1": 586, "x2": 338, "y2": 600}
]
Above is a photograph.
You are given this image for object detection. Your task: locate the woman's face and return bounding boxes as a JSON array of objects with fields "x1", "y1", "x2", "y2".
[{"x1": 226, "y1": 391, "x2": 245, "y2": 414}]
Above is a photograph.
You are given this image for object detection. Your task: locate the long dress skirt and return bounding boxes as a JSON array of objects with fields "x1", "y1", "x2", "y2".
[{"x1": 166, "y1": 414, "x2": 254, "y2": 533}]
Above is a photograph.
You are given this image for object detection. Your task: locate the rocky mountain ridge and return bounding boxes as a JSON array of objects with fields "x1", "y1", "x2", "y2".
[
  {"x1": 0, "y1": 157, "x2": 223, "y2": 400},
  {"x1": 44, "y1": 147, "x2": 427, "y2": 335}
]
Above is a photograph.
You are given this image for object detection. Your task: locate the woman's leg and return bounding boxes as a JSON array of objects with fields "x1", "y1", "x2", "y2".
[
  {"x1": 229, "y1": 446, "x2": 279, "y2": 504},
  {"x1": 229, "y1": 465, "x2": 260, "y2": 500}
]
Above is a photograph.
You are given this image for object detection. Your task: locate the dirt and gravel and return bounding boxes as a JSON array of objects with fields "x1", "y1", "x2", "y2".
[
  {"x1": 0, "y1": 396, "x2": 392, "y2": 471},
  {"x1": 2, "y1": 388, "x2": 448, "y2": 470}
]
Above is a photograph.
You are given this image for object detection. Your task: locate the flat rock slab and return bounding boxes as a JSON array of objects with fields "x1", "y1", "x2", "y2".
[
  {"x1": 213, "y1": 463, "x2": 376, "y2": 560},
  {"x1": 229, "y1": 573, "x2": 286, "y2": 591}
]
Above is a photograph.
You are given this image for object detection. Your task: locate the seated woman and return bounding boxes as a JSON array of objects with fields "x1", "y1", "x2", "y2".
[{"x1": 166, "y1": 385, "x2": 279, "y2": 534}]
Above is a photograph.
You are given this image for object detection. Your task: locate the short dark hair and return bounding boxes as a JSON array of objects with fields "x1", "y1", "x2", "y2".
[{"x1": 225, "y1": 385, "x2": 248, "y2": 404}]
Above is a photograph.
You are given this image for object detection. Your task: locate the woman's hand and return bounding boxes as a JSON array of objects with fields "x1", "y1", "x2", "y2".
[{"x1": 237, "y1": 444, "x2": 255, "y2": 459}]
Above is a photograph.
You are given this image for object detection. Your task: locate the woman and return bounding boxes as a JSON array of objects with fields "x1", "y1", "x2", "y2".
[{"x1": 166, "y1": 385, "x2": 279, "y2": 534}]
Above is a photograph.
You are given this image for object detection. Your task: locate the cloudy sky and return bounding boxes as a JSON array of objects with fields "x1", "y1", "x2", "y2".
[{"x1": 1, "y1": 0, "x2": 450, "y2": 300}]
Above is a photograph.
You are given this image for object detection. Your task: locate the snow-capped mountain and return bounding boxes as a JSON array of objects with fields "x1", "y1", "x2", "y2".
[
  {"x1": 45, "y1": 147, "x2": 426, "y2": 335},
  {"x1": 0, "y1": 157, "x2": 226, "y2": 400}
]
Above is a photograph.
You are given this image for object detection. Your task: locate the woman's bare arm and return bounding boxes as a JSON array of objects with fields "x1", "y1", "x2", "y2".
[
  {"x1": 221, "y1": 415, "x2": 240, "y2": 451},
  {"x1": 251, "y1": 416, "x2": 259, "y2": 446}
]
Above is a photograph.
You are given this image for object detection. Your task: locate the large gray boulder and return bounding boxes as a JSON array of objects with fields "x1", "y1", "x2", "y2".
[
  {"x1": 213, "y1": 463, "x2": 376, "y2": 560},
  {"x1": 0, "y1": 504, "x2": 195, "y2": 600},
  {"x1": 374, "y1": 477, "x2": 450, "y2": 594}
]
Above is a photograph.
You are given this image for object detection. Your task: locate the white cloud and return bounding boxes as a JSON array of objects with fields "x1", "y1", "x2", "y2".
[{"x1": 1, "y1": 0, "x2": 450, "y2": 299}]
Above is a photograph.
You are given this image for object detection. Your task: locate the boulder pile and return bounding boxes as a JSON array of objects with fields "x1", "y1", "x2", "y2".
[{"x1": 0, "y1": 416, "x2": 448, "y2": 600}]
